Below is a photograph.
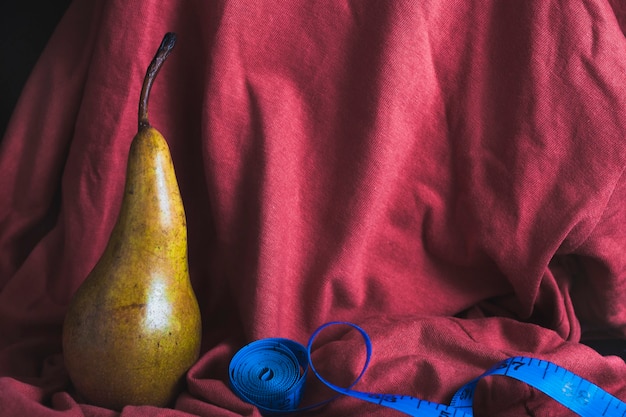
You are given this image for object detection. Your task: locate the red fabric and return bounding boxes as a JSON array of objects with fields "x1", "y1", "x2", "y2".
[{"x1": 2, "y1": 0, "x2": 626, "y2": 415}]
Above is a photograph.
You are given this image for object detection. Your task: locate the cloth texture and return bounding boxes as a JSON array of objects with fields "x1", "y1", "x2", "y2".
[{"x1": 2, "y1": 0, "x2": 626, "y2": 415}]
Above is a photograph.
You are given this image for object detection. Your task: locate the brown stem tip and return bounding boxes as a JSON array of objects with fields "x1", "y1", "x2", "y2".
[{"x1": 138, "y1": 32, "x2": 177, "y2": 130}]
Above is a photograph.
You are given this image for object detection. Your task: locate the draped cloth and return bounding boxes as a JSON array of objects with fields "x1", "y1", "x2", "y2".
[{"x1": 2, "y1": 1, "x2": 626, "y2": 415}]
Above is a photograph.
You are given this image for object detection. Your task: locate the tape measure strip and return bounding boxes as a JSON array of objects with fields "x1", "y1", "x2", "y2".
[
  {"x1": 449, "y1": 356, "x2": 626, "y2": 417},
  {"x1": 228, "y1": 330, "x2": 367, "y2": 415},
  {"x1": 229, "y1": 321, "x2": 626, "y2": 416}
]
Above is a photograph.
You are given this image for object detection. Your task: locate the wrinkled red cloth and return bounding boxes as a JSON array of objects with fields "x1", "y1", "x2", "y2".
[{"x1": 2, "y1": 0, "x2": 626, "y2": 415}]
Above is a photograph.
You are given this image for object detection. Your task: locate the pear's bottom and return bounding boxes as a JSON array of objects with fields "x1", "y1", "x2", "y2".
[
  {"x1": 62, "y1": 307, "x2": 202, "y2": 411},
  {"x1": 61, "y1": 265, "x2": 203, "y2": 409},
  {"x1": 63, "y1": 345, "x2": 199, "y2": 411},
  {"x1": 70, "y1": 374, "x2": 184, "y2": 411}
]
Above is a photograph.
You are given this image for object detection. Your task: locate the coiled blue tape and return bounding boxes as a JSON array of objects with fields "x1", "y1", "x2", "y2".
[
  {"x1": 229, "y1": 321, "x2": 626, "y2": 416},
  {"x1": 229, "y1": 338, "x2": 308, "y2": 414}
]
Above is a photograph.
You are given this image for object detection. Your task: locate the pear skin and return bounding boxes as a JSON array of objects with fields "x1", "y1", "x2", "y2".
[{"x1": 62, "y1": 33, "x2": 201, "y2": 410}]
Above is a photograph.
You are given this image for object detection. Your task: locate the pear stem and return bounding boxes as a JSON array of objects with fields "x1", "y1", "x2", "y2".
[{"x1": 138, "y1": 32, "x2": 177, "y2": 130}]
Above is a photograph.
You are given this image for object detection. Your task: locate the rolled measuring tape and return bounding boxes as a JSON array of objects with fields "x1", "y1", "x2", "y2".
[{"x1": 229, "y1": 321, "x2": 626, "y2": 416}]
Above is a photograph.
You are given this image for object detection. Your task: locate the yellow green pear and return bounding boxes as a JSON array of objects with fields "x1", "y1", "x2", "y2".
[{"x1": 62, "y1": 33, "x2": 202, "y2": 410}]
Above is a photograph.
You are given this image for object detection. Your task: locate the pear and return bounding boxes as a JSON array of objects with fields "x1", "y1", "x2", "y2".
[{"x1": 62, "y1": 33, "x2": 202, "y2": 410}]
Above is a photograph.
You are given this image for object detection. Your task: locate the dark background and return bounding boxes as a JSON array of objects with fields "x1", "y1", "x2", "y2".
[{"x1": 0, "y1": 1, "x2": 72, "y2": 140}]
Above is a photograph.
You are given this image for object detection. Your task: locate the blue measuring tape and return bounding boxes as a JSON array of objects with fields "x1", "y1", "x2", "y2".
[{"x1": 229, "y1": 321, "x2": 626, "y2": 416}]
